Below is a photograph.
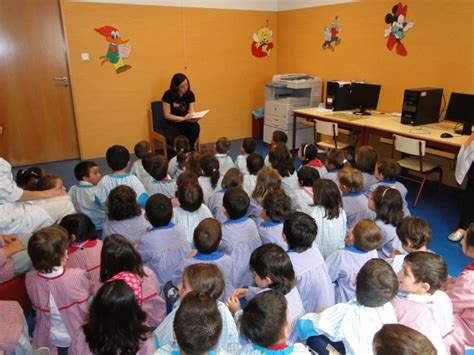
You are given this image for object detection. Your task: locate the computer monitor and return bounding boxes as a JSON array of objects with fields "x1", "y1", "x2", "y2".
[
  {"x1": 350, "y1": 83, "x2": 382, "y2": 116},
  {"x1": 445, "y1": 92, "x2": 474, "y2": 135}
]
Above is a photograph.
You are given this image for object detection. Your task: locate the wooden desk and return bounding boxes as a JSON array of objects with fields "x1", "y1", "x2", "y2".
[{"x1": 292, "y1": 108, "x2": 467, "y2": 153}]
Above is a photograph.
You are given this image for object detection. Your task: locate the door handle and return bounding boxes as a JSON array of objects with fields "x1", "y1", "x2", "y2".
[{"x1": 53, "y1": 77, "x2": 69, "y2": 86}]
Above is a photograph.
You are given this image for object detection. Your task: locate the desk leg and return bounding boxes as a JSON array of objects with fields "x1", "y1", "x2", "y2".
[
  {"x1": 292, "y1": 112, "x2": 297, "y2": 156},
  {"x1": 360, "y1": 127, "x2": 369, "y2": 145}
]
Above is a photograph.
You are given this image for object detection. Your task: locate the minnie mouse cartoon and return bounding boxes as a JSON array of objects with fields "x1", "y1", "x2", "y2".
[{"x1": 384, "y1": 2, "x2": 414, "y2": 56}]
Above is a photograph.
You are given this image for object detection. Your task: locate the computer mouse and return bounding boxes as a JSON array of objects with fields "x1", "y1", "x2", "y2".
[{"x1": 440, "y1": 133, "x2": 453, "y2": 138}]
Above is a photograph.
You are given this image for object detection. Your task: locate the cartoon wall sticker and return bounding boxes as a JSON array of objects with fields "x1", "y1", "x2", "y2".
[
  {"x1": 95, "y1": 26, "x2": 132, "y2": 73},
  {"x1": 251, "y1": 21, "x2": 274, "y2": 58},
  {"x1": 384, "y1": 3, "x2": 414, "y2": 56},
  {"x1": 322, "y1": 16, "x2": 341, "y2": 51}
]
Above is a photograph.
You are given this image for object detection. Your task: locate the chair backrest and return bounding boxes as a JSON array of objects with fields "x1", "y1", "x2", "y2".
[
  {"x1": 393, "y1": 134, "x2": 426, "y2": 156},
  {"x1": 315, "y1": 120, "x2": 338, "y2": 137},
  {"x1": 150, "y1": 101, "x2": 167, "y2": 131}
]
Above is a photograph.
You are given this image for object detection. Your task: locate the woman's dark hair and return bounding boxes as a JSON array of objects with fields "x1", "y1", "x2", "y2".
[
  {"x1": 174, "y1": 292, "x2": 222, "y2": 354},
  {"x1": 177, "y1": 182, "x2": 203, "y2": 212},
  {"x1": 300, "y1": 143, "x2": 319, "y2": 165},
  {"x1": 326, "y1": 149, "x2": 348, "y2": 170},
  {"x1": 16, "y1": 167, "x2": 44, "y2": 190},
  {"x1": 396, "y1": 217, "x2": 432, "y2": 250},
  {"x1": 356, "y1": 259, "x2": 398, "y2": 307},
  {"x1": 313, "y1": 179, "x2": 342, "y2": 220},
  {"x1": 373, "y1": 324, "x2": 436, "y2": 355},
  {"x1": 262, "y1": 190, "x2": 292, "y2": 222},
  {"x1": 200, "y1": 154, "x2": 220, "y2": 189},
  {"x1": 169, "y1": 73, "x2": 191, "y2": 94},
  {"x1": 100, "y1": 234, "x2": 145, "y2": 282},
  {"x1": 371, "y1": 185, "x2": 404, "y2": 226},
  {"x1": 143, "y1": 153, "x2": 168, "y2": 181},
  {"x1": 83, "y1": 280, "x2": 150, "y2": 355},
  {"x1": 174, "y1": 135, "x2": 191, "y2": 170},
  {"x1": 250, "y1": 244, "x2": 295, "y2": 294},
  {"x1": 283, "y1": 212, "x2": 317, "y2": 253},
  {"x1": 59, "y1": 213, "x2": 97, "y2": 244},
  {"x1": 107, "y1": 185, "x2": 142, "y2": 221},
  {"x1": 28, "y1": 226, "x2": 69, "y2": 274},
  {"x1": 247, "y1": 153, "x2": 264, "y2": 175},
  {"x1": 221, "y1": 168, "x2": 243, "y2": 189},
  {"x1": 106, "y1": 145, "x2": 130, "y2": 171},
  {"x1": 269, "y1": 143, "x2": 295, "y2": 177},
  {"x1": 185, "y1": 151, "x2": 202, "y2": 177},
  {"x1": 404, "y1": 252, "x2": 448, "y2": 293},
  {"x1": 356, "y1": 145, "x2": 378, "y2": 174},
  {"x1": 241, "y1": 290, "x2": 288, "y2": 348},
  {"x1": 145, "y1": 193, "x2": 173, "y2": 227},
  {"x1": 223, "y1": 187, "x2": 249, "y2": 220},
  {"x1": 297, "y1": 166, "x2": 320, "y2": 187}
]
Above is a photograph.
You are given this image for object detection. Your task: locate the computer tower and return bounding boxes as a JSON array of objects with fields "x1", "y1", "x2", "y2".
[
  {"x1": 326, "y1": 81, "x2": 353, "y2": 111},
  {"x1": 401, "y1": 88, "x2": 443, "y2": 126}
]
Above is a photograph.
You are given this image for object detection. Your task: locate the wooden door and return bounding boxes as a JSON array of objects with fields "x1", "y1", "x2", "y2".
[{"x1": 0, "y1": 0, "x2": 79, "y2": 166}]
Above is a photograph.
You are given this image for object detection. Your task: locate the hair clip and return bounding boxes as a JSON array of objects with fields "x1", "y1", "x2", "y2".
[{"x1": 381, "y1": 186, "x2": 394, "y2": 199}]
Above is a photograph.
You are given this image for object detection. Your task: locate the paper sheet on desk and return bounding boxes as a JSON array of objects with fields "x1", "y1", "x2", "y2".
[{"x1": 311, "y1": 107, "x2": 333, "y2": 113}]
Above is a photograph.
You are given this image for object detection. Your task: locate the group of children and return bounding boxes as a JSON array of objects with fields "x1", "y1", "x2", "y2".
[{"x1": 1, "y1": 130, "x2": 473, "y2": 354}]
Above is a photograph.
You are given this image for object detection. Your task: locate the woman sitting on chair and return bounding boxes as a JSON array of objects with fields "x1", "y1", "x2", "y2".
[{"x1": 162, "y1": 73, "x2": 200, "y2": 150}]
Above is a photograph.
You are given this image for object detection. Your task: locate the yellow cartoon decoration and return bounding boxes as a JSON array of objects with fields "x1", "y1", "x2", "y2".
[{"x1": 251, "y1": 22, "x2": 274, "y2": 58}]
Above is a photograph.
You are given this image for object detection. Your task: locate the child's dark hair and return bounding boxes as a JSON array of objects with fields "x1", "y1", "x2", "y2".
[
  {"x1": 59, "y1": 213, "x2": 97, "y2": 244},
  {"x1": 242, "y1": 137, "x2": 256, "y2": 154},
  {"x1": 371, "y1": 185, "x2": 404, "y2": 226},
  {"x1": 185, "y1": 151, "x2": 202, "y2": 177},
  {"x1": 174, "y1": 292, "x2": 222, "y2": 354},
  {"x1": 223, "y1": 187, "x2": 249, "y2": 220},
  {"x1": 356, "y1": 259, "x2": 398, "y2": 307},
  {"x1": 100, "y1": 234, "x2": 145, "y2": 282},
  {"x1": 16, "y1": 167, "x2": 44, "y2": 189},
  {"x1": 194, "y1": 218, "x2": 221, "y2": 254},
  {"x1": 36, "y1": 174, "x2": 61, "y2": 191},
  {"x1": 216, "y1": 137, "x2": 231, "y2": 154},
  {"x1": 404, "y1": 252, "x2": 448, "y2": 293},
  {"x1": 145, "y1": 193, "x2": 172, "y2": 227},
  {"x1": 177, "y1": 183, "x2": 203, "y2": 212},
  {"x1": 356, "y1": 145, "x2": 378, "y2": 174},
  {"x1": 272, "y1": 130, "x2": 288, "y2": 144},
  {"x1": 376, "y1": 158, "x2": 401, "y2": 180},
  {"x1": 300, "y1": 143, "x2": 319, "y2": 164},
  {"x1": 200, "y1": 154, "x2": 220, "y2": 189},
  {"x1": 142, "y1": 153, "x2": 168, "y2": 181},
  {"x1": 297, "y1": 166, "x2": 320, "y2": 187},
  {"x1": 107, "y1": 185, "x2": 142, "y2": 221},
  {"x1": 174, "y1": 135, "x2": 191, "y2": 170},
  {"x1": 241, "y1": 290, "x2": 288, "y2": 348},
  {"x1": 373, "y1": 324, "x2": 436, "y2": 355},
  {"x1": 283, "y1": 211, "x2": 317, "y2": 252},
  {"x1": 465, "y1": 223, "x2": 474, "y2": 249},
  {"x1": 247, "y1": 153, "x2": 264, "y2": 175},
  {"x1": 106, "y1": 145, "x2": 130, "y2": 171},
  {"x1": 353, "y1": 219, "x2": 383, "y2": 252},
  {"x1": 83, "y1": 280, "x2": 150, "y2": 354},
  {"x1": 183, "y1": 264, "x2": 225, "y2": 300},
  {"x1": 134, "y1": 140, "x2": 150, "y2": 159},
  {"x1": 313, "y1": 179, "x2": 342, "y2": 220},
  {"x1": 74, "y1": 161, "x2": 98, "y2": 181},
  {"x1": 250, "y1": 244, "x2": 295, "y2": 294},
  {"x1": 269, "y1": 143, "x2": 295, "y2": 177},
  {"x1": 221, "y1": 168, "x2": 243, "y2": 189},
  {"x1": 396, "y1": 217, "x2": 432, "y2": 250},
  {"x1": 252, "y1": 167, "x2": 282, "y2": 204},
  {"x1": 28, "y1": 226, "x2": 69, "y2": 273},
  {"x1": 326, "y1": 149, "x2": 349, "y2": 170},
  {"x1": 262, "y1": 190, "x2": 292, "y2": 222},
  {"x1": 338, "y1": 167, "x2": 363, "y2": 193}
]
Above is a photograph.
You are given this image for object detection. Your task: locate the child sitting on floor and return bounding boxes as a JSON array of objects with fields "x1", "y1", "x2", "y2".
[
  {"x1": 215, "y1": 137, "x2": 234, "y2": 175},
  {"x1": 269, "y1": 143, "x2": 299, "y2": 199},
  {"x1": 355, "y1": 145, "x2": 378, "y2": 194},
  {"x1": 168, "y1": 135, "x2": 191, "y2": 179},
  {"x1": 198, "y1": 154, "x2": 221, "y2": 204},
  {"x1": 235, "y1": 137, "x2": 256, "y2": 175},
  {"x1": 243, "y1": 153, "x2": 264, "y2": 196},
  {"x1": 264, "y1": 130, "x2": 288, "y2": 167},
  {"x1": 292, "y1": 166, "x2": 320, "y2": 215},
  {"x1": 258, "y1": 189, "x2": 292, "y2": 249},
  {"x1": 372, "y1": 324, "x2": 436, "y2": 355},
  {"x1": 323, "y1": 149, "x2": 349, "y2": 190},
  {"x1": 298, "y1": 143, "x2": 327, "y2": 177},
  {"x1": 131, "y1": 140, "x2": 152, "y2": 184},
  {"x1": 143, "y1": 153, "x2": 177, "y2": 199}
]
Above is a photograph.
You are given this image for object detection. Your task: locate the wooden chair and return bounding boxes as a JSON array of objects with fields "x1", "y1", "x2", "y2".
[
  {"x1": 148, "y1": 101, "x2": 169, "y2": 160},
  {"x1": 392, "y1": 134, "x2": 443, "y2": 208},
  {"x1": 314, "y1": 119, "x2": 352, "y2": 150}
]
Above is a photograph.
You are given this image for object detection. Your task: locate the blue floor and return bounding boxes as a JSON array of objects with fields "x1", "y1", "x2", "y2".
[{"x1": 12, "y1": 138, "x2": 470, "y2": 275}]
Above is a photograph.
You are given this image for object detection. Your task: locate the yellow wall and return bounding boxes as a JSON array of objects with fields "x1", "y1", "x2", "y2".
[
  {"x1": 61, "y1": 1, "x2": 277, "y2": 158},
  {"x1": 277, "y1": 0, "x2": 474, "y2": 112}
]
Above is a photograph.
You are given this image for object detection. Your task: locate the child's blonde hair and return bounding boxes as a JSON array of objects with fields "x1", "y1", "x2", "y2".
[{"x1": 338, "y1": 167, "x2": 363, "y2": 193}]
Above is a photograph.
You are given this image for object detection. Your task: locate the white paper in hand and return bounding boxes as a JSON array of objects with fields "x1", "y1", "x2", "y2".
[{"x1": 191, "y1": 110, "x2": 210, "y2": 120}]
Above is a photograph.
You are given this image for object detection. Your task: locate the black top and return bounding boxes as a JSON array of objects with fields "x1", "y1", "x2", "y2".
[{"x1": 162, "y1": 89, "x2": 196, "y2": 117}]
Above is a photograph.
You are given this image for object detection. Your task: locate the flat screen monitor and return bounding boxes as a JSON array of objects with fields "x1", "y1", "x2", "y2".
[
  {"x1": 445, "y1": 92, "x2": 474, "y2": 135},
  {"x1": 350, "y1": 83, "x2": 382, "y2": 116}
]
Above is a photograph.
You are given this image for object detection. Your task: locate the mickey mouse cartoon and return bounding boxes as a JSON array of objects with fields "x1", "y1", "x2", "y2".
[{"x1": 384, "y1": 2, "x2": 414, "y2": 56}]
